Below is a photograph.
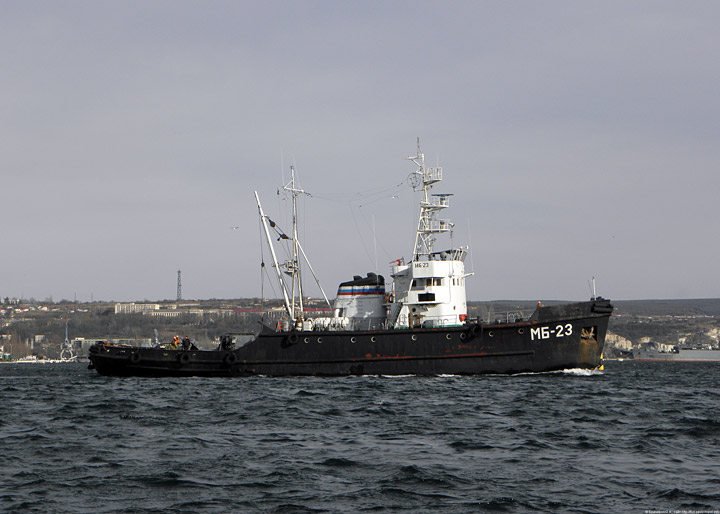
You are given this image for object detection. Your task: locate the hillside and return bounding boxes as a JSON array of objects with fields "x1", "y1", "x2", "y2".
[
  {"x1": 610, "y1": 298, "x2": 720, "y2": 316},
  {"x1": 469, "y1": 298, "x2": 720, "y2": 317},
  {"x1": 3, "y1": 298, "x2": 719, "y2": 360}
]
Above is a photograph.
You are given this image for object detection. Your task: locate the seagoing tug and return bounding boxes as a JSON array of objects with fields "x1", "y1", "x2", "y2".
[{"x1": 88, "y1": 140, "x2": 613, "y2": 377}]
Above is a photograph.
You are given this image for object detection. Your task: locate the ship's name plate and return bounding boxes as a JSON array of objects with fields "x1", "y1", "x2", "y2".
[{"x1": 531, "y1": 324, "x2": 573, "y2": 340}]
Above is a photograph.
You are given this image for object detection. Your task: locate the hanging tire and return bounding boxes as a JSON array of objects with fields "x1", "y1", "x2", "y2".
[
  {"x1": 224, "y1": 352, "x2": 237, "y2": 365},
  {"x1": 288, "y1": 333, "x2": 299, "y2": 344},
  {"x1": 177, "y1": 352, "x2": 191, "y2": 364},
  {"x1": 470, "y1": 324, "x2": 481, "y2": 336},
  {"x1": 130, "y1": 352, "x2": 141, "y2": 363}
]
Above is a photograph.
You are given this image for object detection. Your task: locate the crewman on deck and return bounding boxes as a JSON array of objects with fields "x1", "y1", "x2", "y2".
[
  {"x1": 182, "y1": 336, "x2": 191, "y2": 351},
  {"x1": 170, "y1": 335, "x2": 180, "y2": 350},
  {"x1": 220, "y1": 335, "x2": 233, "y2": 351}
]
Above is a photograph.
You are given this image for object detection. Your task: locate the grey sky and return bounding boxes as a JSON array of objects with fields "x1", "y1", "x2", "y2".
[{"x1": 2, "y1": 1, "x2": 719, "y2": 302}]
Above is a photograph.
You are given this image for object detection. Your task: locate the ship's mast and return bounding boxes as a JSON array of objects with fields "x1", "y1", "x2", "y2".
[
  {"x1": 284, "y1": 166, "x2": 304, "y2": 321},
  {"x1": 255, "y1": 166, "x2": 332, "y2": 325},
  {"x1": 408, "y1": 138, "x2": 450, "y2": 260}
]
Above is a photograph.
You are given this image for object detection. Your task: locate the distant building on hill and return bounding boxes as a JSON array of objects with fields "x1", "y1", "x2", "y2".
[{"x1": 114, "y1": 303, "x2": 160, "y2": 314}]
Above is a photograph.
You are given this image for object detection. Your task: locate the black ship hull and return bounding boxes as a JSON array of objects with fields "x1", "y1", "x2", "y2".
[{"x1": 88, "y1": 299, "x2": 612, "y2": 377}]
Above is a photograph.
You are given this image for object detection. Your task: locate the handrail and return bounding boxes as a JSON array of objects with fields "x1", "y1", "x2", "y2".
[{"x1": 478, "y1": 310, "x2": 534, "y2": 324}]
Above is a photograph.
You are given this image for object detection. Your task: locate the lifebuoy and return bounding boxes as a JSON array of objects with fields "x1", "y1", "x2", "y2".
[
  {"x1": 224, "y1": 352, "x2": 237, "y2": 365},
  {"x1": 177, "y1": 352, "x2": 191, "y2": 364},
  {"x1": 130, "y1": 352, "x2": 141, "y2": 363}
]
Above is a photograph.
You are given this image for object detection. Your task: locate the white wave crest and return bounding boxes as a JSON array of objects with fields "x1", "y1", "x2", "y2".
[{"x1": 558, "y1": 368, "x2": 604, "y2": 376}]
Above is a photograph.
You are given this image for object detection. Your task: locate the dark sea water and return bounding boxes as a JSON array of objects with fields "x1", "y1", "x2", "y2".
[{"x1": 1, "y1": 361, "x2": 719, "y2": 514}]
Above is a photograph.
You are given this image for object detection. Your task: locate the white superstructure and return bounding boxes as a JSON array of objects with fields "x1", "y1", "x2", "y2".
[{"x1": 386, "y1": 140, "x2": 470, "y2": 328}]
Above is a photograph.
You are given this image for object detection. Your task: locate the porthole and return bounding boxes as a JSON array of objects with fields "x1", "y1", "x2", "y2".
[
  {"x1": 350, "y1": 336, "x2": 357, "y2": 343},
  {"x1": 518, "y1": 328, "x2": 524, "y2": 335},
  {"x1": 304, "y1": 337, "x2": 310, "y2": 343},
  {"x1": 411, "y1": 334, "x2": 417, "y2": 341},
  {"x1": 446, "y1": 333, "x2": 452, "y2": 340},
  {"x1": 460, "y1": 333, "x2": 466, "y2": 340},
  {"x1": 488, "y1": 331, "x2": 494, "y2": 337},
  {"x1": 317, "y1": 337, "x2": 323, "y2": 343},
  {"x1": 371, "y1": 336, "x2": 377, "y2": 343}
]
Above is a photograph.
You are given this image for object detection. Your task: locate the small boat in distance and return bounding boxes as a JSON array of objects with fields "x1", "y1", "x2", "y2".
[
  {"x1": 88, "y1": 140, "x2": 613, "y2": 377},
  {"x1": 12, "y1": 355, "x2": 77, "y2": 363},
  {"x1": 16, "y1": 355, "x2": 39, "y2": 363},
  {"x1": 633, "y1": 345, "x2": 720, "y2": 362}
]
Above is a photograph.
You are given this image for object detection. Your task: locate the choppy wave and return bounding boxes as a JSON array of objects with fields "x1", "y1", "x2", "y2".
[
  {"x1": 1, "y1": 361, "x2": 719, "y2": 513},
  {"x1": 558, "y1": 367, "x2": 605, "y2": 376}
]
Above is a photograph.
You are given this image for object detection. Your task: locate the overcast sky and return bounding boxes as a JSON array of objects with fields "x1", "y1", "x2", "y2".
[{"x1": 2, "y1": 1, "x2": 719, "y2": 303}]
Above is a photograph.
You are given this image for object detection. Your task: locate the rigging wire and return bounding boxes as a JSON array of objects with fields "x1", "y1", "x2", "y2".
[
  {"x1": 467, "y1": 217, "x2": 475, "y2": 274},
  {"x1": 258, "y1": 216, "x2": 265, "y2": 320},
  {"x1": 258, "y1": 209, "x2": 283, "y2": 306},
  {"x1": 266, "y1": 169, "x2": 423, "y2": 285},
  {"x1": 349, "y1": 206, "x2": 375, "y2": 267},
  {"x1": 262, "y1": 264, "x2": 279, "y2": 300},
  {"x1": 301, "y1": 177, "x2": 411, "y2": 269},
  {"x1": 309, "y1": 180, "x2": 407, "y2": 204},
  {"x1": 258, "y1": 216, "x2": 271, "y2": 318},
  {"x1": 355, "y1": 204, "x2": 394, "y2": 264}
]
